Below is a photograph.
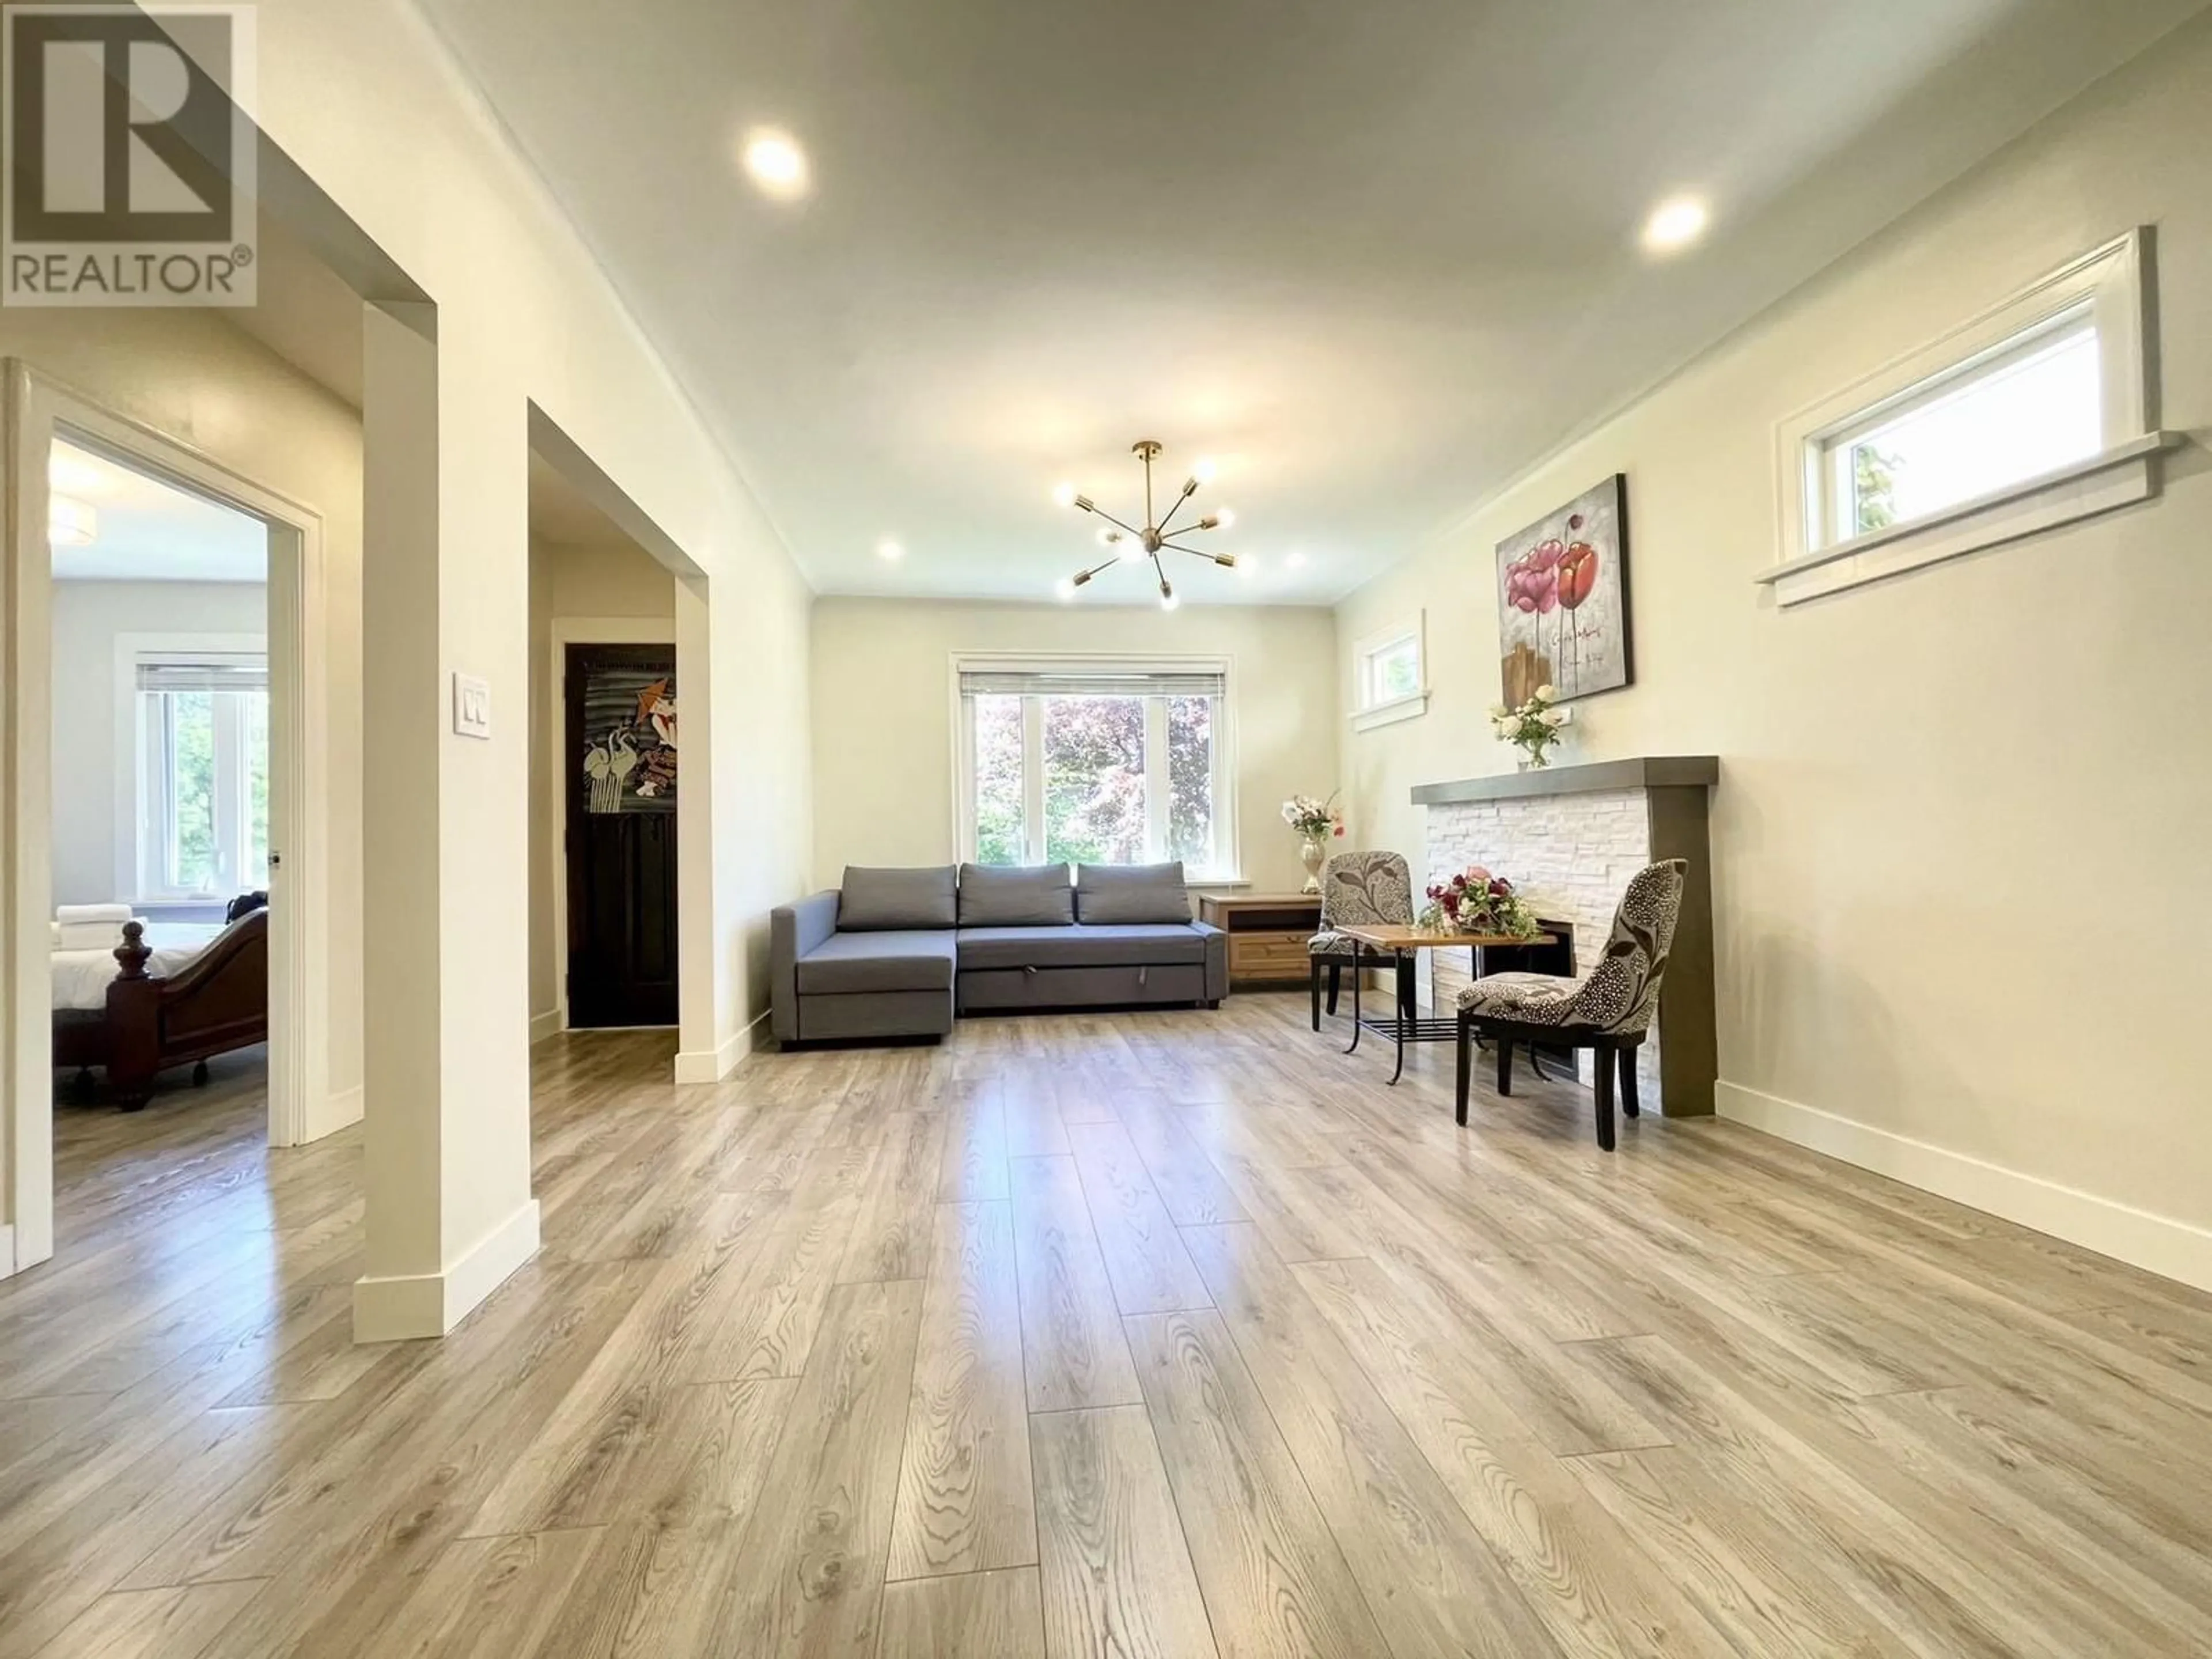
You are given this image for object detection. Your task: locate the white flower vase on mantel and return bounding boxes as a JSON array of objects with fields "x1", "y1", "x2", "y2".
[{"x1": 1300, "y1": 836, "x2": 1327, "y2": 894}]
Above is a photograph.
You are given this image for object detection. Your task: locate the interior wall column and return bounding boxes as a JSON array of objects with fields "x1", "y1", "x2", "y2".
[
  {"x1": 354, "y1": 302, "x2": 538, "y2": 1340},
  {"x1": 672, "y1": 569, "x2": 722, "y2": 1079}
]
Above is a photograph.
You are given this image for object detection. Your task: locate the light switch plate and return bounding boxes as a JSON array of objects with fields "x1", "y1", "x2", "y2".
[{"x1": 452, "y1": 672, "x2": 491, "y2": 740}]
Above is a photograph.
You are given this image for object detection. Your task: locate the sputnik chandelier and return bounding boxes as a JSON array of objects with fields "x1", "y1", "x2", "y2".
[{"x1": 1052, "y1": 440, "x2": 1235, "y2": 609}]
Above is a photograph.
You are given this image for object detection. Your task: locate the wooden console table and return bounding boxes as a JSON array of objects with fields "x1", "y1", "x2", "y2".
[{"x1": 1197, "y1": 893, "x2": 1323, "y2": 987}]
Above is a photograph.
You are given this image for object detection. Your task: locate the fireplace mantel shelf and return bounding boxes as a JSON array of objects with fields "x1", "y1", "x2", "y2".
[{"x1": 1411, "y1": 755, "x2": 1718, "y2": 807}]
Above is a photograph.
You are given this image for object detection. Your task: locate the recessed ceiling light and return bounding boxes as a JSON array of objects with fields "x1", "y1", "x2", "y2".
[
  {"x1": 741, "y1": 128, "x2": 809, "y2": 200},
  {"x1": 1642, "y1": 195, "x2": 1709, "y2": 253},
  {"x1": 876, "y1": 539, "x2": 904, "y2": 561}
]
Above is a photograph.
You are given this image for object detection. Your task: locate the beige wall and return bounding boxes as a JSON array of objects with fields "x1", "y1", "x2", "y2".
[
  {"x1": 1336, "y1": 20, "x2": 2212, "y2": 1280},
  {"x1": 2, "y1": 307, "x2": 367, "y2": 1122},
  {"x1": 811, "y1": 599, "x2": 1340, "y2": 895},
  {"x1": 525, "y1": 537, "x2": 675, "y2": 1023}
]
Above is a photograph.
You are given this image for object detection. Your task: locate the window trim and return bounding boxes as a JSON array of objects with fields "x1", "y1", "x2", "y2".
[
  {"x1": 1763, "y1": 228, "x2": 2179, "y2": 607},
  {"x1": 113, "y1": 630, "x2": 268, "y2": 904},
  {"x1": 950, "y1": 652, "x2": 1241, "y2": 881},
  {"x1": 1350, "y1": 615, "x2": 1429, "y2": 732}
]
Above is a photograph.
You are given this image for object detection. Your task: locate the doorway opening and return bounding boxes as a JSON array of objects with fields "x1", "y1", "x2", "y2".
[
  {"x1": 48, "y1": 437, "x2": 276, "y2": 1114},
  {"x1": 525, "y1": 448, "x2": 681, "y2": 1037},
  {"x1": 5, "y1": 366, "x2": 336, "y2": 1276}
]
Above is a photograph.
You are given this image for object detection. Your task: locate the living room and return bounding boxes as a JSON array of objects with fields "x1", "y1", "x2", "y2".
[{"x1": 1, "y1": 2, "x2": 2208, "y2": 1654}]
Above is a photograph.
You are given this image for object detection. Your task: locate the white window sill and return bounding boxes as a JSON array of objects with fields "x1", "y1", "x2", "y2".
[
  {"x1": 1185, "y1": 876, "x2": 1250, "y2": 891},
  {"x1": 1351, "y1": 690, "x2": 1430, "y2": 732},
  {"x1": 1759, "y1": 431, "x2": 2184, "y2": 607}
]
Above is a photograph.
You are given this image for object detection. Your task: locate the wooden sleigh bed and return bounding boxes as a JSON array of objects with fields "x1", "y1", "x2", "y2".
[{"x1": 52, "y1": 906, "x2": 270, "y2": 1111}]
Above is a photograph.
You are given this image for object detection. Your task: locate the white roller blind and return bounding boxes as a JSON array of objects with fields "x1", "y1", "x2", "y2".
[
  {"x1": 959, "y1": 667, "x2": 1225, "y2": 699},
  {"x1": 135, "y1": 655, "x2": 268, "y2": 694}
]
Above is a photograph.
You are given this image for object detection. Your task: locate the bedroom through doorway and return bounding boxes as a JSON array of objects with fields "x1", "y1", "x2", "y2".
[{"x1": 47, "y1": 437, "x2": 278, "y2": 1126}]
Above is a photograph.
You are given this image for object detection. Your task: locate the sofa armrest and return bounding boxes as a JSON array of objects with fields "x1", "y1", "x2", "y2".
[
  {"x1": 1191, "y1": 919, "x2": 1228, "y2": 1002},
  {"x1": 770, "y1": 889, "x2": 841, "y2": 1041}
]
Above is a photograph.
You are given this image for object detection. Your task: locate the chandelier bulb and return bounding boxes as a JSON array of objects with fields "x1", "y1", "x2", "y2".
[
  {"x1": 1056, "y1": 577, "x2": 1078, "y2": 600},
  {"x1": 1051, "y1": 482, "x2": 1077, "y2": 509},
  {"x1": 1214, "y1": 507, "x2": 1236, "y2": 529}
]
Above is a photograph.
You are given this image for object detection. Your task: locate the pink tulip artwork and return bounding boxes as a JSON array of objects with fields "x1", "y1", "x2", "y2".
[{"x1": 1494, "y1": 475, "x2": 1633, "y2": 705}]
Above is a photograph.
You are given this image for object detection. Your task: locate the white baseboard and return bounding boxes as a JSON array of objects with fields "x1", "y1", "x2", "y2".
[
  {"x1": 681, "y1": 1012, "x2": 771, "y2": 1078},
  {"x1": 322, "y1": 1083, "x2": 365, "y2": 1133},
  {"x1": 673, "y1": 1025, "x2": 748, "y2": 1084},
  {"x1": 1716, "y1": 1081, "x2": 2212, "y2": 1294},
  {"x1": 351, "y1": 1197, "x2": 541, "y2": 1342},
  {"x1": 528, "y1": 1008, "x2": 565, "y2": 1045}
]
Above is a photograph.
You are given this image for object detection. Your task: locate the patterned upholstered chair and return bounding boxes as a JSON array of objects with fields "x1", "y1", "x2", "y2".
[
  {"x1": 1453, "y1": 859, "x2": 1687, "y2": 1150},
  {"x1": 1309, "y1": 850, "x2": 1416, "y2": 1031}
]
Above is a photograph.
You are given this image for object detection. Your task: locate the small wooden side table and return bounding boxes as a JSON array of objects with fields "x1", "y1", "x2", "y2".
[
  {"x1": 1336, "y1": 923, "x2": 1558, "y2": 1086},
  {"x1": 1196, "y1": 893, "x2": 1323, "y2": 988}
]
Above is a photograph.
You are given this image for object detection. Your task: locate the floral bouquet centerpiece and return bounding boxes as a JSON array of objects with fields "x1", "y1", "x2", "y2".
[
  {"x1": 1490, "y1": 684, "x2": 1567, "y2": 770},
  {"x1": 1281, "y1": 791, "x2": 1344, "y2": 893},
  {"x1": 1419, "y1": 865, "x2": 1542, "y2": 940}
]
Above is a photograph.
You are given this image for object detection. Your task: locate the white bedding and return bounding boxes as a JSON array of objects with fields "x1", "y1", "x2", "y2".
[{"x1": 51, "y1": 923, "x2": 223, "y2": 1012}]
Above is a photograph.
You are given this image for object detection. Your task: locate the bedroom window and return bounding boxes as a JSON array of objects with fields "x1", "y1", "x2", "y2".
[
  {"x1": 137, "y1": 654, "x2": 268, "y2": 898},
  {"x1": 956, "y1": 658, "x2": 1234, "y2": 878}
]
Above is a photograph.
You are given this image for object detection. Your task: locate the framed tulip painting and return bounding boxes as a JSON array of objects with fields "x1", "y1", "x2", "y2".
[{"x1": 1495, "y1": 474, "x2": 1633, "y2": 706}]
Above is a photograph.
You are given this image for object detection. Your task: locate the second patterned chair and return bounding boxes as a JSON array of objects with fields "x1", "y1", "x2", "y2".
[
  {"x1": 1453, "y1": 859, "x2": 1687, "y2": 1150},
  {"x1": 1309, "y1": 850, "x2": 1416, "y2": 1030}
]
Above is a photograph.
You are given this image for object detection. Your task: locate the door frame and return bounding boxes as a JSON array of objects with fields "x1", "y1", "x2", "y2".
[
  {"x1": 3, "y1": 362, "x2": 334, "y2": 1276},
  {"x1": 544, "y1": 617, "x2": 675, "y2": 1036}
]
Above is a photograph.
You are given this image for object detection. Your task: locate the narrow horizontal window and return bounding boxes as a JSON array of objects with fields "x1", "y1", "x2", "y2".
[{"x1": 1822, "y1": 310, "x2": 2101, "y2": 542}]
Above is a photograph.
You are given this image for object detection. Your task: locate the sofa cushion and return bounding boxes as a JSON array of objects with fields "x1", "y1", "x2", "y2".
[
  {"x1": 957, "y1": 923, "x2": 1207, "y2": 972},
  {"x1": 957, "y1": 863, "x2": 1074, "y2": 927},
  {"x1": 795, "y1": 929, "x2": 957, "y2": 994},
  {"x1": 1073, "y1": 861, "x2": 1191, "y2": 925},
  {"x1": 838, "y1": 865, "x2": 957, "y2": 931}
]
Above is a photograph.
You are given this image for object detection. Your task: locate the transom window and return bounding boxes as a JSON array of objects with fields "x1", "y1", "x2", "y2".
[
  {"x1": 137, "y1": 653, "x2": 268, "y2": 898},
  {"x1": 1818, "y1": 307, "x2": 2103, "y2": 542},
  {"x1": 1769, "y1": 229, "x2": 2164, "y2": 607},
  {"x1": 957, "y1": 660, "x2": 1233, "y2": 878},
  {"x1": 1352, "y1": 615, "x2": 1429, "y2": 729}
]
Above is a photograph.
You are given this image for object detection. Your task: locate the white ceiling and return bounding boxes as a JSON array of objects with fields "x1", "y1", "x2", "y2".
[
  {"x1": 48, "y1": 440, "x2": 267, "y2": 584},
  {"x1": 419, "y1": 0, "x2": 2204, "y2": 605}
]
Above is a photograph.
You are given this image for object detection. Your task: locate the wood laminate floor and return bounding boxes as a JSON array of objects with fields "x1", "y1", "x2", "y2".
[{"x1": 5, "y1": 1002, "x2": 2211, "y2": 1657}]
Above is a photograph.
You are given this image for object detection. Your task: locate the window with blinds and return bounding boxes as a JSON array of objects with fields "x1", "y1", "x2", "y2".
[
  {"x1": 136, "y1": 653, "x2": 270, "y2": 897},
  {"x1": 955, "y1": 660, "x2": 1233, "y2": 877}
]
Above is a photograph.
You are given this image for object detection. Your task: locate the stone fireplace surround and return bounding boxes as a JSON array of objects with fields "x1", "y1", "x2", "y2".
[{"x1": 1412, "y1": 757, "x2": 1718, "y2": 1116}]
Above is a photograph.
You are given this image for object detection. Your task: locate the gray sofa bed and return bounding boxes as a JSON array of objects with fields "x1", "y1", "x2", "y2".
[{"x1": 770, "y1": 861, "x2": 1228, "y2": 1046}]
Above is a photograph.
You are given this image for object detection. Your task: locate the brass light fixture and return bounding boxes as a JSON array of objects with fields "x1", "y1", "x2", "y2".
[{"x1": 1053, "y1": 440, "x2": 1236, "y2": 609}]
